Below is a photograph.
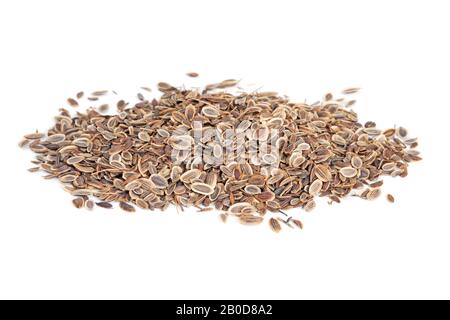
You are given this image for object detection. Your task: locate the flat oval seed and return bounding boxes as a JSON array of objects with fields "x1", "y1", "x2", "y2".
[
  {"x1": 150, "y1": 174, "x2": 168, "y2": 189},
  {"x1": 339, "y1": 167, "x2": 357, "y2": 178},
  {"x1": 191, "y1": 183, "x2": 214, "y2": 195}
]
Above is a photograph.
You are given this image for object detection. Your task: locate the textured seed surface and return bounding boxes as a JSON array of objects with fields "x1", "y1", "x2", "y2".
[{"x1": 20, "y1": 80, "x2": 421, "y2": 232}]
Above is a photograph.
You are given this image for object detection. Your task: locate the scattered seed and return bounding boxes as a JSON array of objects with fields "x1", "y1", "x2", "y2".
[
  {"x1": 387, "y1": 194, "x2": 395, "y2": 203},
  {"x1": 72, "y1": 198, "x2": 84, "y2": 209},
  {"x1": 67, "y1": 98, "x2": 78, "y2": 107},
  {"x1": 119, "y1": 202, "x2": 135, "y2": 212},
  {"x1": 269, "y1": 218, "x2": 281, "y2": 233},
  {"x1": 96, "y1": 202, "x2": 113, "y2": 209}
]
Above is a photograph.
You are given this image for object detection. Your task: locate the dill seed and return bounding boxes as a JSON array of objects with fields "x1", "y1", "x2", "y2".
[{"x1": 20, "y1": 79, "x2": 421, "y2": 232}]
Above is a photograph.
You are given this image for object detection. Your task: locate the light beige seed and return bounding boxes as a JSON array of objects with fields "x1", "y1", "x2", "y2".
[
  {"x1": 309, "y1": 179, "x2": 323, "y2": 196},
  {"x1": 202, "y1": 106, "x2": 221, "y2": 118},
  {"x1": 138, "y1": 131, "x2": 151, "y2": 142},
  {"x1": 244, "y1": 185, "x2": 261, "y2": 195},
  {"x1": 191, "y1": 183, "x2": 214, "y2": 195},
  {"x1": 366, "y1": 188, "x2": 381, "y2": 200},
  {"x1": 72, "y1": 138, "x2": 90, "y2": 148},
  {"x1": 340, "y1": 167, "x2": 357, "y2": 178},
  {"x1": 67, "y1": 156, "x2": 85, "y2": 165},
  {"x1": 239, "y1": 215, "x2": 263, "y2": 225},
  {"x1": 342, "y1": 87, "x2": 360, "y2": 95},
  {"x1": 304, "y1": 200, "x2": 316, "y2": 212},
  {"x1": 47, "y1": 134, "x2": 66, "y2": 143},
  {"x1": 180, "y1": 169, "x2": 202, "y2": 183},
  {"x1": 228, "y1": 202, "x2": 253, "y2": 215}
]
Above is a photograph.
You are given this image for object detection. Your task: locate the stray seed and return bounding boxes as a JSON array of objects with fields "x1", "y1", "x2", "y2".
[
  {"x1": 67, "y1": 98, "x2": 78, "y2": 107},
  {"x1": 387, "y1": 194, "x2": 395, "y2": 203},
  {"x1": 72, "y1": 198, "x2": 84, "y2": 209},
  {"x1": 119, "y1": 202, "x2": 136, "y2": 212},
  {"x1": 96, "y1": 202, "x2": 113, "y2": 209},
  {"x1": 269, "y1": 218, "x2": 281, "y2": 233}
]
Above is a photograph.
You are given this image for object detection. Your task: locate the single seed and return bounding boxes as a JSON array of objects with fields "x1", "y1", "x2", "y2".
[
  {"x1": 387, "y1": 194, "x2": 395, "y2": 203},
  {"x1": 269, "y1": 218, "x2": 281, "y2": 233}
]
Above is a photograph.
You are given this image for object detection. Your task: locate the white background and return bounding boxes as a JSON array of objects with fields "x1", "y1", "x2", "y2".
[{"x1": 0, "y1": 0, "x2": 449, "y2": 300}]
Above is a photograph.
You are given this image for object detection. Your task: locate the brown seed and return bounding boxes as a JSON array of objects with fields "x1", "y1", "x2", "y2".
[
  {"x1": 67, "y1": 98, "x2": 79, "y2": 107},
  {"x1": 387, "y1": 194, "x2": 395, "y2": 203},
  {"x1": 98, "y1": 104, "x2": 109, "y2": 113},
  {"x1": 72, "y1": 198, "x2": 84, "y2": 209},
  {"x1": 186, "y1": 72, "x2": 199, "y2": 78},
  {"x1": 314, "y1": 164, "x2": 332, "y2": 182},
  {"x1": 76, "y1": 91, "x2": 84, "y2": 99},
  {"x1": 150, "y1": 174, "x2": 168, "y2": 189},
  {"x1": 20, "y1": 81, "x2": 421, "y2": 231},
  {"x1": 96, "y1": 202, "x2": 113, "y2": 209},
  {"x1": 86, "y1": 200, "x2": 94, "y2": 209},
  {"x1": 119, "y1": 202, "x2": 136, "y2": 212},
  {"x1": 291, "y1": 219, "x2": 304, "y2": 229},
  {"x1": 269, "y1": 218, "x2": 281, "y2": 233}
]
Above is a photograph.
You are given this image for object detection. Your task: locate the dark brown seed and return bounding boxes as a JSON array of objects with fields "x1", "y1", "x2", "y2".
[
  {"x1": 96, "y1": 202, "x2": 113, "y2": 209},
  {"x1": 119, "y1": 202, "x2": 135, "y2": 212},
  {"x1": 76, "y1": 91, "x2": 84, "y2": 99}
]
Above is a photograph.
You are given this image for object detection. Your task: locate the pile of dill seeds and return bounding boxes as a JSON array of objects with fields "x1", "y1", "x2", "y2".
[{"x1": 20, "y1": 76, "x2": 421, "y2": 232}]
